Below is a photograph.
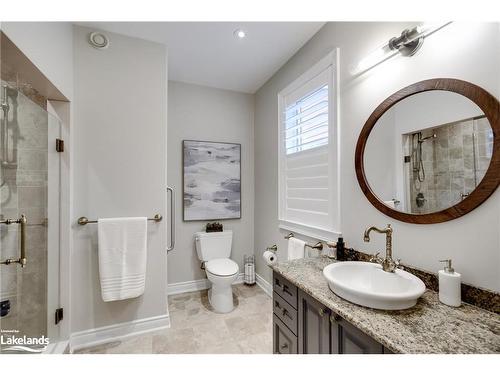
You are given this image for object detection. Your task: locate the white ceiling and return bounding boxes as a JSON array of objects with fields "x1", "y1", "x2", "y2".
[{"x1": 77, "y1": 22, "x2": 325, "y2": 93}]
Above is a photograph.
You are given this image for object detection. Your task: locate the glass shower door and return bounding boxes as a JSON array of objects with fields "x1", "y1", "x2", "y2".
[{"x1": 0, "y1": 83, "x2": 61, "y2": 353}]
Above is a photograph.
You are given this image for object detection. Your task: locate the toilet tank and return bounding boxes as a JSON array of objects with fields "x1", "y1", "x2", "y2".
[{"x1": 195, "y1": 230, "x2": 233, "y2": 262}]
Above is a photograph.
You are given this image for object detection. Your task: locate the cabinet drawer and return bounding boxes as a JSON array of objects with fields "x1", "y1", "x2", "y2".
[
  {"x1": 273, "y1": 314, "x2": 298, "y2": 354},
  {"x1": 273, "y1": 292, "x2": 297, "y2": 335},
  {"x1": 273, "y1": 272, "x2": 297, "y2": 309}
]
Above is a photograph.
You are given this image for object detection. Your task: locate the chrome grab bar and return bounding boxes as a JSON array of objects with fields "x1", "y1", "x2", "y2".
[
  {"x1": 166, "y1": 186, "x2": 175, "y2": 253},
  {"x1": 1, "y1": 214, "x2": 27, "y2": 267},
  {"x1": 77, "y1": 214, "x2": 162, "y2": 225}
]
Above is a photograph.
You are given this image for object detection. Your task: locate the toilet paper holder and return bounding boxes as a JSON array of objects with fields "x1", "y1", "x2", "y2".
[{"x1": 266, "y1": 244, "x2": 277, "y2": 252}]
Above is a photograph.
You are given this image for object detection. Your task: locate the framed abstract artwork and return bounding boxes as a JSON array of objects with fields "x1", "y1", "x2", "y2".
[{"x1": 183, "y1": 140, "x2": 241, "y2": 221}]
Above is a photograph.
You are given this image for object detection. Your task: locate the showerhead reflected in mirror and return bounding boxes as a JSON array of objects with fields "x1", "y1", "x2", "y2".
[{"x1": 364, "y1": 90, "x2": 493, "y2": 215}]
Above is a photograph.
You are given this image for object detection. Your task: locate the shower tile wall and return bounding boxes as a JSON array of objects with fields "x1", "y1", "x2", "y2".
[
  {"x1": 1, "y1": 55, "x2": 48, "y2": 110},
  {"x1": 474, "y1": 117, "x2": 493, "y2": 182},
  {"x1": 0, "y1": 84, "x2": 48, "y2": 342},
  {"x1": 409, "y1": 118, "x2": 492, "y2": 214}
]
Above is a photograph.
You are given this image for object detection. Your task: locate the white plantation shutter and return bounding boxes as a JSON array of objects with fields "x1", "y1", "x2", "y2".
[
  {"x1": 284, "y1": 84, "x2": 329, "y2": 155},
  {"x1": 278, "y1": 54, "x2": 339, "y2": 239}
]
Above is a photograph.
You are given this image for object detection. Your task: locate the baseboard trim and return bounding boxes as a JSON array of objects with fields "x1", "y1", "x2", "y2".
[
  {"x1": 256, "y1": 273, "x2": 272, "y2": 297},
  {"x1": 44, "y1": 340, "x2": 69, "y2": 354},
  {"x1": 69, "y1": 314, "x2": 170, "y2": 353},
  {"x1": 167, "y1": 273, "x2": 245, "y2": 296}
]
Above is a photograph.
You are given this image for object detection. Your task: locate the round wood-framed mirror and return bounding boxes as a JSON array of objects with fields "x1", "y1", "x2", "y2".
[{"x1": 355, "y1": 78, "x2": 500, "y2": 224}]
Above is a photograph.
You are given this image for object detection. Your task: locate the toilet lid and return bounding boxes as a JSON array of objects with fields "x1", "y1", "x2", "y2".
[{"x1": 205, "y1": 258, "x2": 238, "y2": 276}]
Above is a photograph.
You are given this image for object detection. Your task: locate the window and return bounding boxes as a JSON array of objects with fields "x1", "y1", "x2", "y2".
[
  {"x1": 285, "y1": 84, "x2": 329, "y2": 155},
  {"x1": 278, "y1": 51, "x2": 340, "y2": 240}
]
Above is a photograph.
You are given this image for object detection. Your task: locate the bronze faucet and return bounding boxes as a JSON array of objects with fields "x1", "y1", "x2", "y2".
[{"x1": 363, "y1": 224, "x2": 400, "y2": 273}]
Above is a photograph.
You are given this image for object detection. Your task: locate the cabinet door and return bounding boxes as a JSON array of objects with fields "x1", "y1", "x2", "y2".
[
  {"x1": 273, "y1": 314, "x2": 298, "y2": 354},
  {"x1": 298, "y1": 290, "x2": 330, "y2": 354},
  {"x1": 330, "y1": 314, "x2": 384, "y2": 354}
]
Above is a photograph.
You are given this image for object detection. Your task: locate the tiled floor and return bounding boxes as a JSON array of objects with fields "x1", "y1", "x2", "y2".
[{"x1": 74, "y1": 284, "x2": 273, "y2": 354}]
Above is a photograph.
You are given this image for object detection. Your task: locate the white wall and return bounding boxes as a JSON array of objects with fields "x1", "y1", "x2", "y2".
[
  {"x1": 167, "y1": 81, "x2": 254, "y2": 284},
  {"x1": 392, "y1": 91, "x2": 483, "y2": 134},
  {"x1": 254, "y1": 22, "x2": 500, "y2": 291},
  {"x1": 72, "y1": 25, "x2": 168, "y2": 333},
  {"x1": 1, "y1": 22, "x2": 74, "y2": 100},
  {"x1": 364, "y1": 109, "x2": 396, "y2": 203}
]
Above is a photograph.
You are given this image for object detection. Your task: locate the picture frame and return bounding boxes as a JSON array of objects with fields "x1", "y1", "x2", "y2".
[{"x1": 183, "y1": 140, "x2": 242, "y2": 221}]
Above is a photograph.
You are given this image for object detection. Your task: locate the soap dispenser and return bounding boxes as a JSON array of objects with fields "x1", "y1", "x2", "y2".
[{"x1": 438, "y1": 259, "x2": 461, "y2": 307}]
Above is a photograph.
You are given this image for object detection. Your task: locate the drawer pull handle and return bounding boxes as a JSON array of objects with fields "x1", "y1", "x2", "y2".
[
  {"x1": 281, "y1": 285, "x2": 293, "y2": 296},
  {"x1": 282, "y1": 308, "x2": 289, "y2": 318},
  {"x1": 275, "y1": 279, "x2": 293, "y2": 296},
  {"x1": 280, "y1": 343, "x2": 288, "y2": 349}
]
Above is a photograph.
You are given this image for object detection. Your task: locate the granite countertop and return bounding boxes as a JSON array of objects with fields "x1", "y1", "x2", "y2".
[{"x1": 272, "y1": 257, "x2": 500, "y2": 354}]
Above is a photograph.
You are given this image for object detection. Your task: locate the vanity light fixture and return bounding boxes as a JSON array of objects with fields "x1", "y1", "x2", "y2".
[
  {"x1": 233, "y1": 29, "x2": 246, "y2": 39},
  {"x1": 351, "y1": 22, "x2": 452, "y2": 75}
]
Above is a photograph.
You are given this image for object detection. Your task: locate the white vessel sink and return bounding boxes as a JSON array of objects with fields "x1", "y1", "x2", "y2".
[{"x1": 323, "y1": 261, "x2": 426, "y2": 310}]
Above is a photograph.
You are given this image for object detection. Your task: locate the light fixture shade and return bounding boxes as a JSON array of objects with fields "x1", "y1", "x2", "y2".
[
  {"x1": 417, "y1": 22, "x2": 452, "y2": 37},
  {"x1": 350, "y1": 43, "x2": 398, "y2": 75},
  {"x1": 350, "y1": 22, "x2": 451, "y2": 76}
]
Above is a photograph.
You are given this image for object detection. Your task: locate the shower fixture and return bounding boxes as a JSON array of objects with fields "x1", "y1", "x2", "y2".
[
  {"x1": 1, "y1": 86, "x2": 9, "y2": 187},
  {"x1": 1, "y1": 85, "x2": 9, "y2": 167},
  {"x1": 0, "y1": 85, "x2": 18, "y2": 187},
  {"x1": 416, "y1": 192, "x2": 426, "y2": 207},
  {"x1": 411, "y1": 131, "x2": 437, "y2": 184},
  {"x1": 418, "y1": 134, "x2": 437, "y2": 143}
]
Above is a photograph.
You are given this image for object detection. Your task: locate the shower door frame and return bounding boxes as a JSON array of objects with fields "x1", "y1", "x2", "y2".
[
  {"x1": 1, "y1": 31, "x2": 72, "y2": 353},
  {"x1": 46, "y1": 99, "x2": 71, "y2": 352}
]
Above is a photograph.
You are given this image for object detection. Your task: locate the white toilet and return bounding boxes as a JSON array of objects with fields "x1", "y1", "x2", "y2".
[{"x1": 195, "y1": 230, "x2": 239, "y2": 313}]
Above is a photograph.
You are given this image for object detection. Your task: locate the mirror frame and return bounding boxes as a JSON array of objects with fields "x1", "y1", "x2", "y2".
[{"x1": 355, "y1": 78, "x2": 500, "y2": 224}]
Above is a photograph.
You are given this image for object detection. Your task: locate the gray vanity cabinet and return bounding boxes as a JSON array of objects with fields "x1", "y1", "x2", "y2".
[
  {"x1": 298, "y1": 290, "x2": 330, "y2": 354},
  {"x1": 273, "y1": 271, "x2": 392, "y2": 355},
  {"x1": 330, "y1": 313, "x2": 384, "y2": 354},
  {"x1": 273, "y1": 273, "x2": 299, "y2": 354},
  {"x1": 273, "y1": 314, "x2": 298, "y2": 354}
]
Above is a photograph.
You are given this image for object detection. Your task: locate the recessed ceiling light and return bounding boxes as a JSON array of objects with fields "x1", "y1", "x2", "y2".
[{"x1": 233, "y1": 29, "x2": 246, "y2": 39}]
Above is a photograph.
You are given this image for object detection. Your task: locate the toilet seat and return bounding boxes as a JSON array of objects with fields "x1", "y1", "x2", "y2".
[{"x1": 205, "y1": 258, "x2": 238, "y2": 277}]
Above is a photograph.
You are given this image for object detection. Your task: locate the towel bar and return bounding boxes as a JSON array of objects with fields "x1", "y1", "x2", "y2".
[
  {"x1": 284, "y1": 232, "x2": 323, "y2": 250},
  {"x1": 78, "y1": 214, "x2": 163, "y2": 226}
]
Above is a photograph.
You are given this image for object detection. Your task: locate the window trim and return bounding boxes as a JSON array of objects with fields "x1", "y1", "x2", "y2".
[{"x1": 277, "y1": 50, "x2": 341, "y2": 240}]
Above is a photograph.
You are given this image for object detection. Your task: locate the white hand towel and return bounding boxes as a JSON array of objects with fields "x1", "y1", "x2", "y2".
[
  {"x1": 98, "y1": 217, "x2": 147, "y2": 302},
  {"x1": 383, "y1": 200, "x2": 396, "y2": 209},
  {"x1": 287, "y1": 237, "x2": 306, "y2": 260}
]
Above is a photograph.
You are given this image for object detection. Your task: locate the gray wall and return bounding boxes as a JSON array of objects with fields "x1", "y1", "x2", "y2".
[
  {"x1": 1, "y1": 22, "x2": 74, "y2": 100},
  {"x1": 254, "y1": 22, "x2": 500, "y2": 291},
  {"x1": 167, "y1": 81, "x2": 254, "y2": 284},
  {"x1": 72, "y1": 25, "x2": 168, "y2": 332}
]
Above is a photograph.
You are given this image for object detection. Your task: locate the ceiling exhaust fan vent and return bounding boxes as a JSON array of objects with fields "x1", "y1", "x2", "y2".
[{"x1": 88, "y1": 32, "x2": 109, "y2": 50}]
